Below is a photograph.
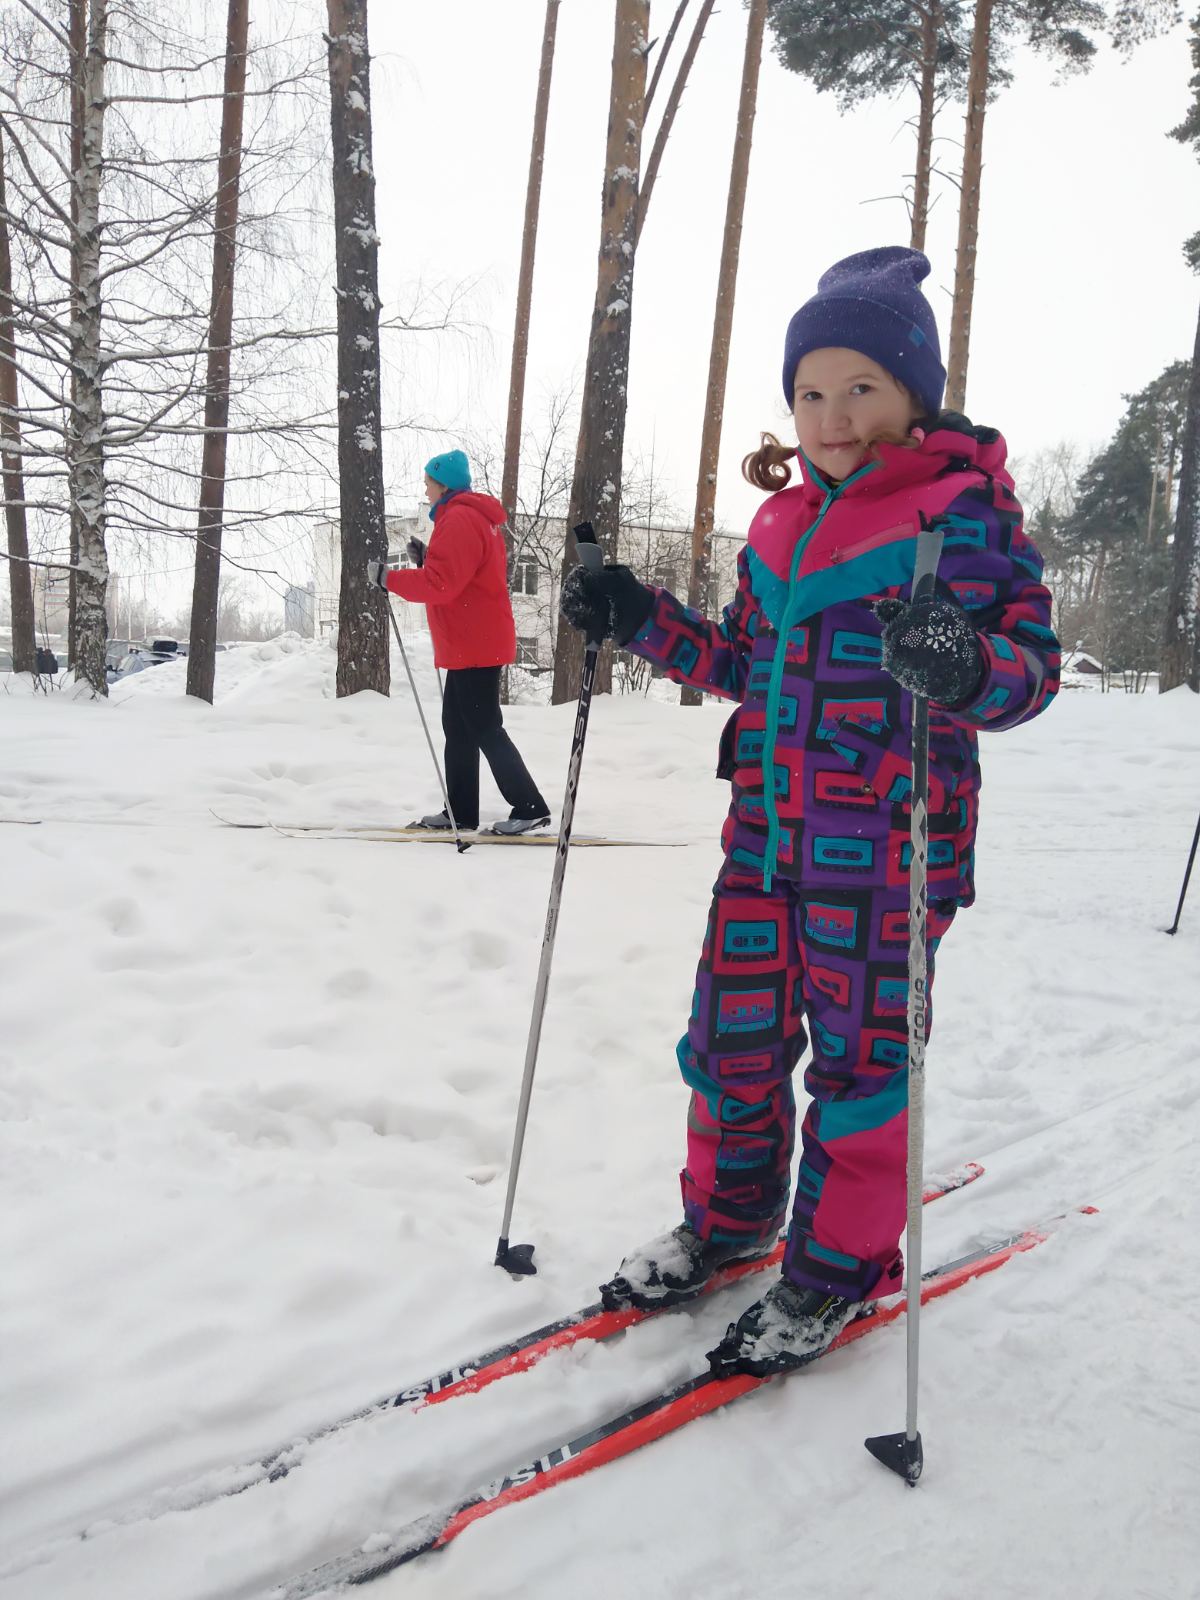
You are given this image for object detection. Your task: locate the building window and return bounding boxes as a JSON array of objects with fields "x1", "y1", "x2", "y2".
[
  {"x1": 652, "y1": 562, "x2": 677, "y2": 593},
  {"x1": 516, "y1": 635, "x2": 540, "y2": 668},
  {"x1": 512, "y1": 558, "x2": 539, "y2": 596}
]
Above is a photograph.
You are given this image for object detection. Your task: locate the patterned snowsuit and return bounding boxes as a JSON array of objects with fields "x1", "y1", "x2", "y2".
[{"x1": 624, "y1": 419, "x2": 1059, "y2": 1301}]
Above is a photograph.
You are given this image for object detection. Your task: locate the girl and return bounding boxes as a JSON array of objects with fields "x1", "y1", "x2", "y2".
[{"x1": 560, "y1": 247, "x2": 1059, "y2": 1375}]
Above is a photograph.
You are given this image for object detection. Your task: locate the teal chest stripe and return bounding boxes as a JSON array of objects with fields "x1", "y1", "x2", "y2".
[
  {"x1": 760, "y1": 460, "x2": 878, "y2": 890},
  {"x1": 744, "y1": 546, "x2": 790, "y2": 632},
  {"x1": 789, "y1": 537, "x2": 919, "y2": 627}
]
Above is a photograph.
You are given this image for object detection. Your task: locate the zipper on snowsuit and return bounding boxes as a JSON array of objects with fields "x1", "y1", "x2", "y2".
[{"x1": 760, "y1": 457, "x2": 878, "y2": 891}]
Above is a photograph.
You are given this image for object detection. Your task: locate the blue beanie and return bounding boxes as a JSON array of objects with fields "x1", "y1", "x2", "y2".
[
  {"x1": 781, "y1": 247, "x2": 946, "y2": 418},
  {"x1": 424, "y1": 449, "x2": 472, "y2": 493}
]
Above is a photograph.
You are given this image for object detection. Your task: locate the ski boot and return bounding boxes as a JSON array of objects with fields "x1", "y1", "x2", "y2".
[
  {"x1": 600, "y1": 1223, "x2": 774, "y2": 1312},
  {"x1": 706, "y1": 1279, "x2": 859, "y2": 1377},
  {"x1": 488, "y1": 810, "x2": 551, "y2": 836},
  {"x1": 408, "y1": 811, "x2": 457, "y2": 831}
]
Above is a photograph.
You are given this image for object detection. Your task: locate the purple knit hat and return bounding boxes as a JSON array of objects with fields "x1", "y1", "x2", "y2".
[{"x1": 781, "y1": 246, "x2": 946, "y2": 417}]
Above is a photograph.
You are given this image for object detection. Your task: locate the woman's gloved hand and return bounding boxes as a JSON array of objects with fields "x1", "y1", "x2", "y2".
[
  {"x1": 874, "y1": 591, "x2": 984, "y2": 708},
  {"x1": 560, "y1": 563, "x2": 655, "y2": 644}
]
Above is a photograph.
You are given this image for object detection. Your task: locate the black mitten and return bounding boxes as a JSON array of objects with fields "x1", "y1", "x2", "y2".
[
  {"x1": 874, "y1": 591, "x2": 984, "y2": 708},
  {"x1": 560, "y1": 563, "x2": 655, "y2": 644}
]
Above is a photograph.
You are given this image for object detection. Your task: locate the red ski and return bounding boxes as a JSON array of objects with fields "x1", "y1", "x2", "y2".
[
  {"x1": 272, "y1": 1200, "x2": 1084, "y2": 1598},
  {"x1": 71, "y1": 1165, "x2": 982, "y2": 1544}
]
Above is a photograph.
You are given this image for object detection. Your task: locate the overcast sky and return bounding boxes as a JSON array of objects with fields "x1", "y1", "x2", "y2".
[{"x1": 365, "y1": 1, "x2": 1196, "y2": 537}]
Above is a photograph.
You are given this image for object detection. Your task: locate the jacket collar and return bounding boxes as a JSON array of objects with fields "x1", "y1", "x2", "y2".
[
  {"x1": 428, "y1": 488, "x2": 462, "y2": 523},
  {"x1": 792, "y1": 417, "x2": 1011, "y2": 507}
]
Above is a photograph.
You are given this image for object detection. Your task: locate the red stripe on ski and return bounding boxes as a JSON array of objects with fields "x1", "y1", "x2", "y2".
[
  {"x1": 420, "y1": 1248, "x2": 782, "y2": 1409},
  {"x1": 420, "y1": 1161, "x2": 984, "y2": 1411},
  {"x1": 59, "y1": 1167, "x2": 987, "y2": 1558},
  {"x1": 273, "y1": 1205, "x2": 1092, "y2": 1596},
  {"x1": 430, "y1": 1211, "x2": 1047, "y2": 1554}
]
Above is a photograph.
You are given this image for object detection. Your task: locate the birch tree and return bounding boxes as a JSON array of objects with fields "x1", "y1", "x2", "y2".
[
  {"x1": 68, "y1": 0, "x2": 85, "y2": 662},
  {"x1": 70, "y1": 0, "x2": 112, "y2": 695},
  {"x1": 0, "y1": 124, "x2": 35, "y2": 673},
  {"x1": 550, "y1": 0, "x2": 649, "y2": 704},
  {"x1": 1, "y1": 3, "x2": 339, "y2": 690},
  {"x1": 325, "y1": 0, "x2": 388, "y2": 698}
]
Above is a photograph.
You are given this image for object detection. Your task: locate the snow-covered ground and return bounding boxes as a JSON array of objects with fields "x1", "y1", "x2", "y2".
[{"x1": 1, "y1": 638, "x2": 1197, "y2": 1600}]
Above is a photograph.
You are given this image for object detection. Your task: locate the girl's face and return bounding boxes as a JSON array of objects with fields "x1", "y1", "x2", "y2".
[{"x1": 791, "y1": 348, "x2": 920, "y2": 481}]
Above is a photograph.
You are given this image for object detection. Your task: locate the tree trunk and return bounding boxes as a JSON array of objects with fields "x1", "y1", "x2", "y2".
[
  {"x1": 68, "y1": 0, "x2": 110, "y2": 696},
  {"x1": 680, "y1": 0, "x2": 766, "y2": 709},
  {"x1": 187, "y1": 0, "x2": 250, "y2": 705},
  {"x1": 1146, "y1": 409, "x2": 1163, "y2": 545},
  {"x1": 910, "y1": 2, "x2": 938, "y2": 253},
  {"x1": 646, "y1": 0, "x2": 688, "y2": 111},
  {"x1": 326, "y1": 0, "x2": 389, "y2": 698},
  {"x1": 945, "y1": 0, "x2": 992, "y2": 414},
  {"x1": 68, "y1": 0, "x2": 85, "y2": 665},
  {"x1": 0, "y1": 127, "x2": 36, "y2": 673},
  {"x1": 1160, "y1": 297, "x2": 1200, "y2": 693},
  {"x1": 636, "y1": 0, "x2": 714, "y2": 245},
  {"x1": 501, "y1": 0, "x2": 559, "y2": 536},
  {"x1": 551, "y1": 0, "x2": 649, "y2": 705}
]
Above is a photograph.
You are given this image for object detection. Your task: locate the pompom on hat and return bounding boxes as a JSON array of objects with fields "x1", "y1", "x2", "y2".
[{"x1": 781, "y1": 246, "x2": 946, "y2": 418}]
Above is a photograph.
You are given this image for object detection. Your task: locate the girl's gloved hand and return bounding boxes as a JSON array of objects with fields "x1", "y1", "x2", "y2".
[
  {"x1": 560, "y1": 563, "x2": 654, "y2": 644},
  {"x1": 874, "y1": 591, "x2": 984, "y2": 708}
]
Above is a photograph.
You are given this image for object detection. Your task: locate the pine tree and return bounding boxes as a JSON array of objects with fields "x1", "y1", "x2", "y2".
[
  {"x1": 1060, "y1": 364, "x2": 1187, "y2": 687},
  {"x1": 501, "y1": 1, "x2": 560, "y2": 538},
  {"x1": 550, "y1": 0, "x2": 650, "y2": 704},
  {"x1": 186, "y1": 0, "x2": 250, "y2": 706},
  {"x1": 945, "y1": 0, "x2": 1180, "y2": 411},
  {"x1": 1162, "y1": 8, "x2": 1200, "y2": 692},
  {"x1": 765, "y1": 2, "x2": 971, "y2": 250},
  {"x1": 680, "y1": 0, "x2": 768, "y2": 709},
  {"x1": 326, "y1": 0, "x2": 389, "y2": 699}
]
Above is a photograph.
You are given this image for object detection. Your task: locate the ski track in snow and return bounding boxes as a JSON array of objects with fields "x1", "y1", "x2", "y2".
[{"x1": 1, "y1": 639, "x2": 1197, "y2": 1600}]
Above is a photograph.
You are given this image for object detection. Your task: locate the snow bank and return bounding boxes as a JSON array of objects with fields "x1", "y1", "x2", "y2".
[{"x1": 0, "y1": 647, "x2": 1197, "y2": 1600}]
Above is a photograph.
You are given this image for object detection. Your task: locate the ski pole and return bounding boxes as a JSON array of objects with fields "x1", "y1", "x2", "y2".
[
  {"x1": 495, "y1": 521, "x2": 606, "y2": 1277},
  {"x1": 865, "y1": 524, "x2": 945, "y2": 1487},
  {"x1": 383, "y1": 598, "x2": 470, "y2": 855},
  {"x1": 1165, "y1": 806, "x2": 1199, "y2": 936}
]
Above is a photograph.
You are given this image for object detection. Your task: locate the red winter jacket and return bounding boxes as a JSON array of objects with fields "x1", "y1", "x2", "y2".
[{"x1": 385, "y1": 491, "x2": 517, "y2": 670}]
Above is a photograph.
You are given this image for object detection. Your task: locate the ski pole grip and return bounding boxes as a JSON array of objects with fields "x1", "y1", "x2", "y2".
[
  {"x1": 912, "y1": 526, "x2": 945, "y2": 605},
  {"x1": 573, "y1": 521, "x2": 604, "y2": 574}
]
